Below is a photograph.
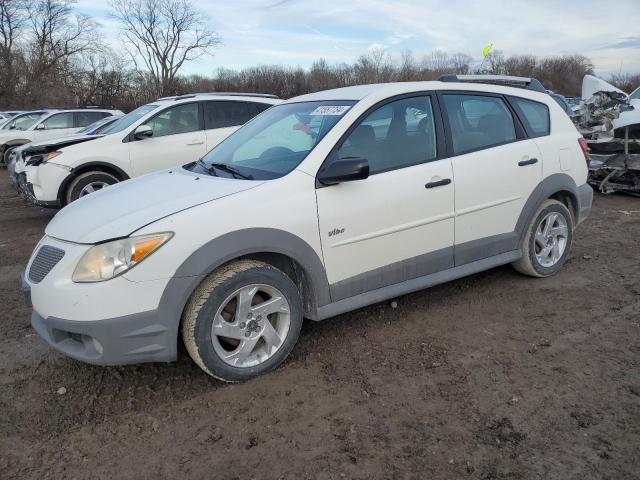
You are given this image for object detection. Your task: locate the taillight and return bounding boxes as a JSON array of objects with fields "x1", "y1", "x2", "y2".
[{"x1": 578, "y1": 138, "x2": 590, "y2": 167}]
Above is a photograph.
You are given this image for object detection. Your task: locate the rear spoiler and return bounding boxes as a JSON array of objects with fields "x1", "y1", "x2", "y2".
[{"x1": 439, "y1": 75, "x2": 547, "y2": 93}]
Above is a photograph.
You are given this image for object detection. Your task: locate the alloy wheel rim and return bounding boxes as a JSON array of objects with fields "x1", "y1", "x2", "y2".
[
  {"x1": 534, "y1": 212, "x2": 569, "y2": 268},
  {"x1": 211, "y1": 284, "x2": 291, "y2": 368},
  {"x1": 79, "y1": 181, "x2": 110, "y2": 197}
]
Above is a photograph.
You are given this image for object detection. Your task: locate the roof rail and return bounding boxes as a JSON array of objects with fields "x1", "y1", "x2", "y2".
[
  {"x1": 33, "y1": 106, "x2": 117, "y2": 110},
  {"x1": 438, "y1": 74, "x2": 547, "y2": 93},
  {"x1": 157, "y1": 92, "x2": 280, "y2": 101}
]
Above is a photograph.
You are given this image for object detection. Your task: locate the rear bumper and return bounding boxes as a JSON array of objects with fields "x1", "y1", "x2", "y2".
[
  {"x1": 576, "y1": 182, "x2": 593, "y2": 225},
  {"x1": 31, "y1": 309, "x2": 177, "y2": 365}
]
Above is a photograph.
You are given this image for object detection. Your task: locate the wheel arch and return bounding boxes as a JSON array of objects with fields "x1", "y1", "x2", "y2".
[
  {"x1": 548, "y1": 190, "x2": 578, "y2": 226},
  {"x1": 5, "y1": 139, "x2": 31, "y2": 148},
  {"x1": 237, "y1": 252, "x2": 318, "y2": 318},
  {"x1": 57, "y1": 161, "x2": 131, "y2": 205},
  {"x1": 516, "y1": 173, "x2": 580, "y2": 242},
  {"x1": 157, "y1": 228, "x2": 330, "y2": 353}
]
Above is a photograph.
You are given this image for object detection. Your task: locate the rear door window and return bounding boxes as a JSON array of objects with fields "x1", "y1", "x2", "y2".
[
  {"x1": 76, "y1": 111, "x2": 109, "y2": 128},
  {"x1": 204, "y1": 101, "x2": 262, "y2": 129},
  {"x1": 441, "y1": 94, "x2": 517, "y2": 154},
  {"x1": 509, "y1": 97, "x2": 550, "y2": 137}
]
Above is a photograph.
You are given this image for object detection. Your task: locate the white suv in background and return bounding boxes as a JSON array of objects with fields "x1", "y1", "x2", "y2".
[
  {"x1": 0, "y1": 109, "x2": 122, "y2": 166},
  {"x1": 23, "y1": 76, "x2": 593, "y2": 381},
  {"x1": 20, "y1": 93, "x2": 281, "y2": 206}
]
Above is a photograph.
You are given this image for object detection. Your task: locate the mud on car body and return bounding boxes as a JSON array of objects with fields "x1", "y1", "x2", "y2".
[{"x1": 23, "y1": 76, "x2": 593, "y2": 381}]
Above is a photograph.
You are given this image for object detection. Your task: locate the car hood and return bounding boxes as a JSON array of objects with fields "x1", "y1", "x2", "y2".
[
  {"x1": 613, "y1": 99, "x2": 640, "y2": 130},
  {"x1": 25, "y1": 134, "x2": 102, "y2": 153},
  {"x1": 46, "y1": 167, "x2": 263, "y2": 244}
]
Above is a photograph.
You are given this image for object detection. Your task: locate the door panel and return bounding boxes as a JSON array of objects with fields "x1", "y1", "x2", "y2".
[
  {"x1": 440, "y1": 93, "x2": 543, "y2": 264},
  {"x1": 315, "y1": 95, "x2": 454, "y2": 298},
  {"x1": 316, "y1": 160, "x2": 455, "y2": 296},
  {"x1": 34, "y1": 112, "x2": 78, "y2": 141},
  {"x1": 129, "y1": 102, "x2": 205, "y2": 176},
  {"x1": 452, "y1": 140, "x2": 542, "y2": 248},
  {"x1": 129, "y1": 131, "x2": 207, "y2": 176},
  {"x1": 34, "y1": 127, "x2": 79, "y2": 141}
]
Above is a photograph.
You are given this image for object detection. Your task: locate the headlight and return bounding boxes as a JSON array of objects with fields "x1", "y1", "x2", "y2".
[{"x1": 72, "y1": 233, "x2": 173, "y2": 283}]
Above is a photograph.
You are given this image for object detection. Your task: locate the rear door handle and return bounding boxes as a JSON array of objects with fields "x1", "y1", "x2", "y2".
[
  {"x1": 425, "y1": 178, "x2": 452, "y2": 189},
  {"x1": 518, "y1": 158, "x2": 538, "y2": 166},
  {"x1": 187, "y1": 140, "x2": 204, "y2": 146}
]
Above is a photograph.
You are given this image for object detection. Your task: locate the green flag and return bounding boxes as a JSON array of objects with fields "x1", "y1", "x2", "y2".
[{"x1": 482, "y1": 44, "x2": 493, "y2": 58}]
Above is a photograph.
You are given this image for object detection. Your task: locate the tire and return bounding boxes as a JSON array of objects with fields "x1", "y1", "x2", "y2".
[
  {"x1": 182, "y1": 260, "x2": 303, "y2": 382},
  {"x1": 513, "y1": 199, "x2": 573, "y2": 277},
  {"x1": 66, "y1": 171, "x2": 119, "y2": 204},
  {"x1": 2, "y1": 146, "x2": 17, "y2": 167}
]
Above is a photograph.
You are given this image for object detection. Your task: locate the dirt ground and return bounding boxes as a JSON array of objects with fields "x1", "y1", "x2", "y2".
[{"x1": 0, "y1": 170, "x2": 638, "y2": 480}]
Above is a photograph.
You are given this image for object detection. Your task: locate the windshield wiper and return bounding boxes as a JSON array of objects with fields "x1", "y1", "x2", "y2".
[
  {"x1": 208, "y1": 162, "x2": 253, "y2": 180},
  {"x1": 196, "y1": 158, "x2": 215, "y2": 175}
]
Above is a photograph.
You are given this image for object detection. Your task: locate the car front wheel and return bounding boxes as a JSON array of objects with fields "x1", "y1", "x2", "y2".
[
  {"x1": 66, "y1": 171, "x2": 119, "y2": 204},
  {"x1": 181, "y1": 260, "x2": 303, "y2": 382},
  {"x1": 513, "y1": 199, "x2": 574, "y2": 277}
]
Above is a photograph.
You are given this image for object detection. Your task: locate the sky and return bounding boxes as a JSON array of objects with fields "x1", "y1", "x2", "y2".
[{"x1": 76, "y1": 0, "x2": 640, "y2": 76}]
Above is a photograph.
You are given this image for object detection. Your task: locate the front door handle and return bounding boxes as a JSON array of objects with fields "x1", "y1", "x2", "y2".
[
  {"x1": 425, "y1": 178, "x2": 452, "y2": 189},
  {"x1": 518, "y1": 158, "x2": 538, "y2": 166}
]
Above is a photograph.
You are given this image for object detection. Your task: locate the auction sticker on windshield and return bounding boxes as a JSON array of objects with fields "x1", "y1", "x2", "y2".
[{"x1": 310, "y1": 105, "x2": 351, "y2": 116}]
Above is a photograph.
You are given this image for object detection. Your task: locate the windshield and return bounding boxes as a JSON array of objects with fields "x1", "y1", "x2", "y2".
[
  {"x1": 101, "y1": 104, "x2": 159, "y2": 134},
  {"x1": 79, "y1": 116, "x2": 120, "y2": 134},
  {"x1": 3, "y1": 112, "x2": 47, "y2": 131},
  {"x1": 192, "y1": 101, "x2": 356, "y2": 180}
]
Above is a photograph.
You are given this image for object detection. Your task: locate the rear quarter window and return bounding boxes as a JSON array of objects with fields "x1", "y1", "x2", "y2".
[{"x1": 509, "y1": 97, "x2": 550, "y2": 137}]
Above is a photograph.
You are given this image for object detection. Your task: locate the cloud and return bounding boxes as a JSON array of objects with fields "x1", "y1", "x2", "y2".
[
  {"x1": 600, "y1": 37, "x2": 640, "y2": 49},
  {"x1": 75, "y1": 0, "x2": 640, "y2": 75},
  {"x1": 387, "y1": 34, "x2": 413, "y2": 45}
]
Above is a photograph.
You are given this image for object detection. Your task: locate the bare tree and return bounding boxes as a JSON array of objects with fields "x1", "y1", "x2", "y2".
[
  {"x1": 110, "y1": 0, "x2": 220, "y2": 97},
  {"x1": 0, "y1": 0, "x2": 26, "y2": 105},
  {"x1": 24, "y1": 0, "x2": 100, "y2": 104}
]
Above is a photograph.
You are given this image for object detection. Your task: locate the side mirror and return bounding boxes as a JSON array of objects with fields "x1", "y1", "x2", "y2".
[
  {"x1": 35, "y1": 123, "x2": 46, "y2": 130},
  {"x1": 133, "y1": 124, "x2": 153, "y2": 140},
  {"x1": 8, "y1": 123, "x2": 16, "y2": 130},
  {"x1": 317, "y1": 157, "x2": 369, "y2": 186}
]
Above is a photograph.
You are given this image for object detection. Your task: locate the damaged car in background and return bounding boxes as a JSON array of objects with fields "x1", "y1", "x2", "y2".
[
  {"x1": 8, "y1": 114, "x2": 123, "y2": 190},
  {"x1": 573, "y1": 75, "x2": 640, "y2": 195}
]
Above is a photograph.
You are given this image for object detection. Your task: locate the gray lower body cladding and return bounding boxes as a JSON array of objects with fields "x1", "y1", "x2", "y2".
[{"x1": 31, "y1": 310, "x2": 175, "y2": 365}]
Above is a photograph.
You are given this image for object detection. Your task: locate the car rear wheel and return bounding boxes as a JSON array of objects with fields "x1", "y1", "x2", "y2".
[
  {"x1": 513, "y1": 199, "x2": 573, "y2": 277},
  {"x1": 66, "y1": 171, "x2": 119, "y2": 204},
  {"x1": 181, "y1": 260, "x2": 303, "y2": 382}
]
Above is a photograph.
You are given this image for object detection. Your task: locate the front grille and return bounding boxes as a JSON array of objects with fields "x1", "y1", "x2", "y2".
[{"x1": 28, "y1": 246, "x2": 65, "y2": 283}]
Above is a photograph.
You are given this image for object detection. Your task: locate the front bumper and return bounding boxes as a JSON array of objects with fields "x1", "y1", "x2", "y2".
[
  {"x1": 16, "y1": 172, "x2": 62, "y2": 208},
  {"x1": 30, "y1": 309, "x2": 176, "y2": 365},
  {"x1": 21, "y1": 272, "x2": 31, "y2": 306},
  {"x1": 20, "y1": 163, "x2": 70, "y2": 208}
]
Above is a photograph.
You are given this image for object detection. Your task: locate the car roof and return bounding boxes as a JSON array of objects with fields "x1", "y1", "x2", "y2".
[
  {"x1": 154, "y1": 93, "x2": 281, "y2": 105},
  {"x1": 288, "y1": 81, "x2": 552, "y2": 104}
]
